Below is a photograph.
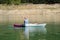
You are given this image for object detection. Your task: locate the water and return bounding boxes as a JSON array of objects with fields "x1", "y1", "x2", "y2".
[
  {"x1": 0, "y1": 23, "x2": 60, "y2": 40},
  {"x1": 29, "y1": 26, "x2": 47, "y2": 40}
]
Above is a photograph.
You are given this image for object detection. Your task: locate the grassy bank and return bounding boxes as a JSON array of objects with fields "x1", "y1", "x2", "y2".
[
  {"x1": 0, "y1": 4, "x2": 60, "y2": 23},
  {"x1": 0, "y1": 4, "x2": 60, "y2": 10}
]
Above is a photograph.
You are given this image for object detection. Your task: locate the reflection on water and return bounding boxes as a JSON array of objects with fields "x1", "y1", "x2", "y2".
[
  {"x1": 29, "y1": 27, "x2": 47, "y2": 40},
  {"x1": 24, "y1": 24, "x2": 47, "y2": 40},
  {"x1": 7, "y1": 23, "x2": 60, "y2": 40}
]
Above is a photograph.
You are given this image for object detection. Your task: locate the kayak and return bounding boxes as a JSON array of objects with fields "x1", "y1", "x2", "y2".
[{"x1": 14, "y1": 24, "x2": 25, "y2": 28}]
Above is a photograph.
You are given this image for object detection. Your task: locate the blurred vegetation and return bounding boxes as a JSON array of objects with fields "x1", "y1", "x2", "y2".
[
  {"x1": 0, "y1": 0, "x2": 21, "y2": 5},
  {"x1": 0, "y1": 0, "x2": 60, "y2": 5},
  {"x1": 24, "y1": 0, "x2": 60, "y2": 4}
]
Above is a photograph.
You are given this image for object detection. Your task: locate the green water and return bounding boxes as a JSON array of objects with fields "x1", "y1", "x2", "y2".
[
  {"x1": 0, "y1": 23, "x2": 60, "y2": 40},
  {"x1": 0, "y1": 24, "x2": 21, "y2": 40}
]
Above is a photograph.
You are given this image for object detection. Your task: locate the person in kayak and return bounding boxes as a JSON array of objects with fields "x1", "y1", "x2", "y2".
[{"x1": 24, "y1": 17, "x2": 29, "y2": 26}]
